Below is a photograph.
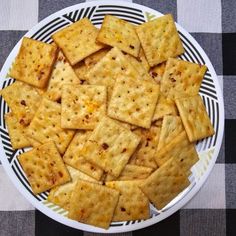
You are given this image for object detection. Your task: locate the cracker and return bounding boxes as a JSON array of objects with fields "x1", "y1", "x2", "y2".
[
  {"x1": 106, "y1": 180, "x2": 150, "y2": 221},
  {"x1": 97, "y1": 15, "x2": 140, "y2": 57},
  {"x1": 52, "y1": 18, "x2": 104, "y2": 65},
  {"x1": 63, "y1": 131, "x2": 103, "y2": 180},
  {"x1": 61, "y1": 85, "x2": 107, "y2": 129},
  {"x1": 152, "y1": 94, "x2": 178, "y2": 121},
  {"x1": 161, "y1": 58, "x2": 207, "y2": 100},
  {"x1": 140, "y1": 158, "x2": 190, "y2": 209},
  {"x1": 105, "y1": 164, "x2": 153, "y2": 182},
  {"x1": 0, "y1": 81, "x2": 43, "y2": 126},
  {"x1": 46, "y1": 51, "x2": 81, "y2": 101},
  {"x1": 130, "y1": 126, "x2": 161, "y2": 169},
  {"x1": 4, "y1": 112, "x2": 31, "y2": 149},
  {"x1": 136, "y1": 14, "x2": 184, "y2": 66},
  {"x1": 84, "y1": 48, "x2": 110, "y2": 69},
  {"x1": 26, "y1": 98, "x2": 75, "y2": 154},
  {"x1": 18, "y1": 141, "x2": 70, "y2": 194},
  {"x1": 149, "y1": 61, "x2": 166, "y2": 83},
  {"x1": 155, "y1": 131, "x2": 199, "y2": 172},
  {"x1": 175, "y1": 95, "x2": 215, "y2": 142},
  {"x1": 85, "y1": 47, "x2": 139, "y2": 99},
  {"x1": 82, "y1": 116, "x2": 141, "y2": 177},
  {"x1": 157, "y1": 115, "x2": 184, "y2": 150},
  {"x1": 48, "y1": 166, "x2": 99, "y2": 210},
  {"x1": 108, "y1": 75, "x2": 160, "y2": 128},
  {"x1": 68, "y1": 180, "x2": 119, "y2": 229},
  {"x1": 9, "y1": 37, "x2": 58, "y2": 88}
]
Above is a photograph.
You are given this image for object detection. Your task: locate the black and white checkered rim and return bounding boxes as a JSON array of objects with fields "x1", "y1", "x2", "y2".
[{"x1": 0, "y1": 1, "x2": 224, "y2": 233}]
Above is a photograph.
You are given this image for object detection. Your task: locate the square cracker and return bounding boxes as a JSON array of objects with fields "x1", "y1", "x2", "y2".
[
  {"x1": 0, "y1": 81, "x2": 43, "y2": 126},
  {"x1": 105, "y1": 164, "x2": 153, "y2": 182},
  {"x1": 82, "y1": 116, "x2": 141, "y2": 177},
  {"x1": 18, "y1": 141, "x2": 70, "y2": 194},
  {"x1": 108, "y1": 75, "x2": 160, "y2": 128},
  {"x1": 85, "y1": 47, "x2": 139, "y2": 99},
  {"x1": 157, "y1": 115, "x2": 184, "y2": 150},
  {"x1": 52, "y1": 18, "x2": 104, "y2": 65},
  {"x1": 26, "y1": 98, "x2": 75, "y2": 154},
  {"x1": 176, "y1": 95, "x2": 215, "y2": 142},
  {"x1": 48, "y1": 166, "x2": 100, "y2": 211},
  {"x1": 161, "y1": 58, "x2": 207, "y2": 100},
  {"x1": 5, "y1": 112, "x2": 31, "y2": 149},
  {"x1": 9, "y1": 37, "x2": 58, "y2": 88},
  {"x1": 106, "y1": 180, "x2": 150, "y2": 221},
  {"x1": 63, "y1": 131, "x2": 103, "y2": 180},
  {"x1": 152, "y1": 94, "x2": 178, "y2": 121},
  {"x1": 136, "y1": 14, "x2": 184, "y2": 66},
  {"x1": 97, "y1": 15, "x2": 140, "y2": 57},
  {"x1": 140, "y1": 158, "x2": 190, "y2": 209},
  {"x1": 68, "y1": 180, "x2": 119, "y2": 229},
  {"x1": 130, "y1": 126, "x2": 161, "y2": 169},
  {"x1": 46, "y1": 51, "x2": 81, "y2": 101},
  {"x1": 61, "y1": 85, "x2": 107, "y2": 129},
  {"x1": 155, "y1": 131, "x2": 199, "y2": 172}
]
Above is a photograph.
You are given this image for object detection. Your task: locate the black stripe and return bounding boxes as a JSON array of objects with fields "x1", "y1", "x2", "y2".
[
  {"x1": 205, "y1": 72, "x2": 211, "y2": 77},
  {"x1": 92, "y1": 18, "x2": 104, "y2": 22},
  {"x1": 35, "y1": 19, "x2": 65, "y2": 40},
  {"x1": 82, "y1": 7, "x2": 90, "y2": 18},
  {"x1": 205, "y1": 97, "x2": 211, "y2": 150},
  {"x1": 200, "y1": 85, "x2": 217, "y2": 95},
  {"x1": 179, "y1": 31, "x2": 205, "y2": 64},
  {"x1": 92, "y1": 22, "x2": 102, "y2": 26},
  {"x1": 31, "y1": 18, "x2": 61, "y2": 39},
  {"x1": 68, "y1": 12, "x2": 73, "y2": 19},
  {"x1": 0, "y1": 96, "x2": 2, "y2": 126},
  {"x1": 98, "y1": 5, "x2": 142, "y2": 13},
  {"x1": 201, "y1": 80, "x2": 215, "y2": 89},
  {"x1": 3, "y1": 145, "x2": 13, "y2": 153},
  {"x1": 2, "y1": 139, "x2": 12, "y2": 148},
  {"x1": 12, "y1": 165, "x2": 41, "y2": 201},
  {"x1": 204, "y1": 77, "x2": 214, "y2": 83},
  {"x1": 1, "y1": 134, "x2": 10, "y2": 142},
  {"x1": 88, "y1": 6, "x2": 96, "y2": 19},
  {"x1": 77, "y1": 8, "x2": 84, "y2": 21},
  {"x1": 40, "y1": 22, "x2": 70, "y2": 42},
  {"x1": 110, "y1": 223, "x2": 124, "y2": 226},
  {"x1": 199, "y1": 89, "x2": 217, "y2": 100},
  {"x1": 94, "y1": 9, "x2": 144, "y2": 18},
  {"x1": 0, "y1": 127, "x2": 10, "y2": 136}
]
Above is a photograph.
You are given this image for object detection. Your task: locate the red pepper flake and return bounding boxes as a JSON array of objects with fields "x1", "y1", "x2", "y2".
[
  {"x1": 151, "y1": 72, "x2": 157, "y2": 78},
  {"x1": 102, "y1": 143, "x2": 109, "y2": 150},
  {"x1": 20, "y1": 100, "x2": 26, "y2": 106},
  {"x1": 121, "y1": 148, "x2": 127, "y2": 153},
  {"x1": 129, "y1": 45, "x2": 134, "y2": 49}
]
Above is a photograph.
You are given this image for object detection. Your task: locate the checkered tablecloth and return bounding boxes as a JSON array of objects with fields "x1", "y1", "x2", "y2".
[{"x1": 0, "y1": 0, "x2": 235, "y2": 235}]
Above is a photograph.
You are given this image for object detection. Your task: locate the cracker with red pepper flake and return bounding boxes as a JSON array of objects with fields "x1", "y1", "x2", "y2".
[
  {"x1": 9, "y1": 37, "x2": 58, "y2": 88},
  {"x1": 0, "y1": 81, "x2": 43, "y2": 126},
  {"x1": 106, "y1": 180, "x2": 150, "y2": 221},
  {"x1": 18, "y1": 141, "x2": 70, "y2": 194},
  {"x1": 82, "y1": 116, "x2": 141, "y2": 177},
  {"x1": 68, "y1": 179, "x2": 119, "y2": 229},
  {"x1": 61, "y1": 84, "x2": 107, "y2": 129},
  {"x1": 97, "y1": 15, "x2": 140, "y2": 57},
  {"x1": 4, "y1": 112, "x2": 31, "y2": 149},
  {"x1": 63, "y1": 131, "x2": 103, "y2": 181},
  {"x1": 160, "y1": 58, "x2": 207, "y2": 100}
]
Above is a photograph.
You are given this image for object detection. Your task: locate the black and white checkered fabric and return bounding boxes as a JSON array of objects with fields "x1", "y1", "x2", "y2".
[{"x1": 0, "y1": 0, "x2": 235, "y2": 235}]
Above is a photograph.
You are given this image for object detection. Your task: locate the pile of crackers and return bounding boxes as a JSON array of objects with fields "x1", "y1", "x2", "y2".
[{"x1": 0, "y1": 14, "x2": 215, "y2": 229}]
